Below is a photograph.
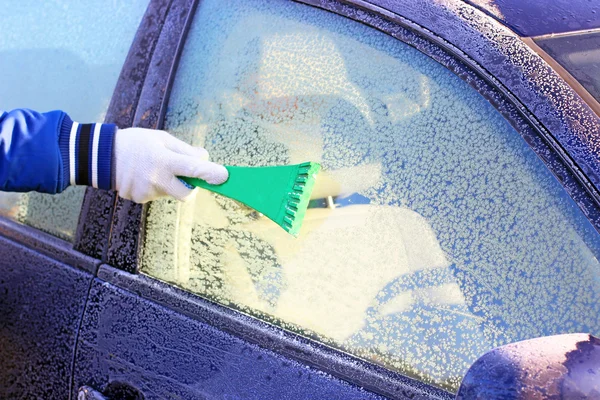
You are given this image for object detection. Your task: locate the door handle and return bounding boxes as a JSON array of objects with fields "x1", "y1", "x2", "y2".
[
  {"x1": 78, "y1": 382, "x2": 144, "y2": 400},
  {"x1": 77, "y1": 386, "x2": 106, "y2": 400}
]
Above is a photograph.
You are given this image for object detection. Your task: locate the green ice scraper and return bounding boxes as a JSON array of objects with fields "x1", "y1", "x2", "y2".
[{"x1": 180, "y1": 162, "x2": 321, "y2": 237}]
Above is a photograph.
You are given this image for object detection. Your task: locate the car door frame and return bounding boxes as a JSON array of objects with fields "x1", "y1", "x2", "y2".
[
  {"x1": 73, "y1": 0, "x2": 175, "y2": 261},
  {"x1": 69, "y1": 0, "x2": 600, "y2": 399}
]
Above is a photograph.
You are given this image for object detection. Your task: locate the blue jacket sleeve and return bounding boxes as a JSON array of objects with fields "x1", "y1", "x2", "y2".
[{"x1": 0, "y1": 109, "x2": 117, "y2": 194}]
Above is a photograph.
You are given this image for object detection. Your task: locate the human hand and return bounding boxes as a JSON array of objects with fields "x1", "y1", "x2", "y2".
[{"x1": 113, "y1": 127, "x2": 228, "y2": 203}]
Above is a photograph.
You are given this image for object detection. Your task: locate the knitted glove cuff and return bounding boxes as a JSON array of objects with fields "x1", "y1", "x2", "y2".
[{"x1": 58, "y1": 115, "x2": 117, "y2": 191}]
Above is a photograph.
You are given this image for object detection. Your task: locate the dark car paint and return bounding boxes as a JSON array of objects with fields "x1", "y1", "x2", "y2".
[
  {"x1": 72, "y1": 265, "x2": 447, "y2": 400},
  {"x1": 0, "y1": 220, "x2": 100, "y2": 399},
  {"x1": 2, "y1": 0, "x2": 600, "y2": 399},
  {"x1": 91, "y1": 266, "x2": 450, "y2": 400},
  {"x1": 457, "y1": 334, "x2": 600, "y2": 399},
  {"x1": 461, "y1": 0, "x2": 600, "y2": 37}
]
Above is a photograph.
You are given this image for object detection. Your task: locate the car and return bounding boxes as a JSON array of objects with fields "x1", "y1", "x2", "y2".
[{"x1": 1, "y1": 0, "x2": 599, "y2": 399}]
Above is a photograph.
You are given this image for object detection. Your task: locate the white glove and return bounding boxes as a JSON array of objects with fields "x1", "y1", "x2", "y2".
[{"x1": 113, "y1": 127, "x2": 228, "y2": 204}]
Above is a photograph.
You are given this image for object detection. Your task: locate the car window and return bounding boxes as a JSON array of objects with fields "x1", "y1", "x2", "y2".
[
  {"x1": 536, "y1": 32, "x2": 600, "y2": 106},
  {"x1": 140, "y1": 0, "x2": 600, "y2": 391},
  {"x1": 0, "y1": 0, "x2": 149, "y2": 240}
]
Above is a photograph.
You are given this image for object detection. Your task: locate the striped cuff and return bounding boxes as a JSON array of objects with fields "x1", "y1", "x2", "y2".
[{"x1": 59, "y1": 115, "x2": 117, "y2": 191}]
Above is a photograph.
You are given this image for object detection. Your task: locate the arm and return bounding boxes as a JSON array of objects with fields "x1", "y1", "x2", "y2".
[
  {"x1": 0, "y1": 108, "x2": 114, "y2": 193},
  {"x1": 0, "y1": 109, "x2": 227, "y2": 202}
]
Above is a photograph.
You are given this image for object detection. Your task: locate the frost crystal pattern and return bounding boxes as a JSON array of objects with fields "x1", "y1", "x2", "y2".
[{"x1": 142, "y1": 0, "x2": 600, "y2": 391}]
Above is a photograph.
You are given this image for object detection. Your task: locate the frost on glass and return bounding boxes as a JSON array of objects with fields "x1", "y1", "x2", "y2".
[
  {"x1": 141, "y1": 0, "x2": 600, "y2": 391},
  {"x1": 0, "y1": 0, "x2": 149, "y2": 240}
]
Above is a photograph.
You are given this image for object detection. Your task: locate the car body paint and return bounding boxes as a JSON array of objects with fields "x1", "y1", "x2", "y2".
[
  {"x1": 95, "y1": 265, "x2": 452, "y2": 399},
  {"x1": 73, "y1": 267, "x2": 405, "y2": 400},
  {"x1": 457, "y1": 333, "x2": 600, "y2": 399},
  {"x1": 0, "y1": 220, "x2": 99, "y2": 399}
]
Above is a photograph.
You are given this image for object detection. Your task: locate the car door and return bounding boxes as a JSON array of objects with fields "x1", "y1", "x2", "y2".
[
  {"x1": 72, "y1": 0, "x2": 600, "y2": 399},
  {"x1": 0, "y1": 1, "x2": 150, "y2": 399}
]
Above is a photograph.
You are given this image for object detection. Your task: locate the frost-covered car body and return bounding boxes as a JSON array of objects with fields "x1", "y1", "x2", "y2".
[{"x1": 0, "y1": 0, "x2": 600, "y2": 399}]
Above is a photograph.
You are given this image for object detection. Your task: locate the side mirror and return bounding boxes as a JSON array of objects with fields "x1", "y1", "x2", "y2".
[{"x1": 457, "y1": 333, "x2": 600, "y2": 399}]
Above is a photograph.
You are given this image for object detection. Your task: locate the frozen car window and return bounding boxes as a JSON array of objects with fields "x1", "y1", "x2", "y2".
[
  {"x1": 140, "y1": 0, "x2": 600, "y2": 391},
  {"x1": 0, "y1": 0, "x2": 149, "y2": 240}
]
